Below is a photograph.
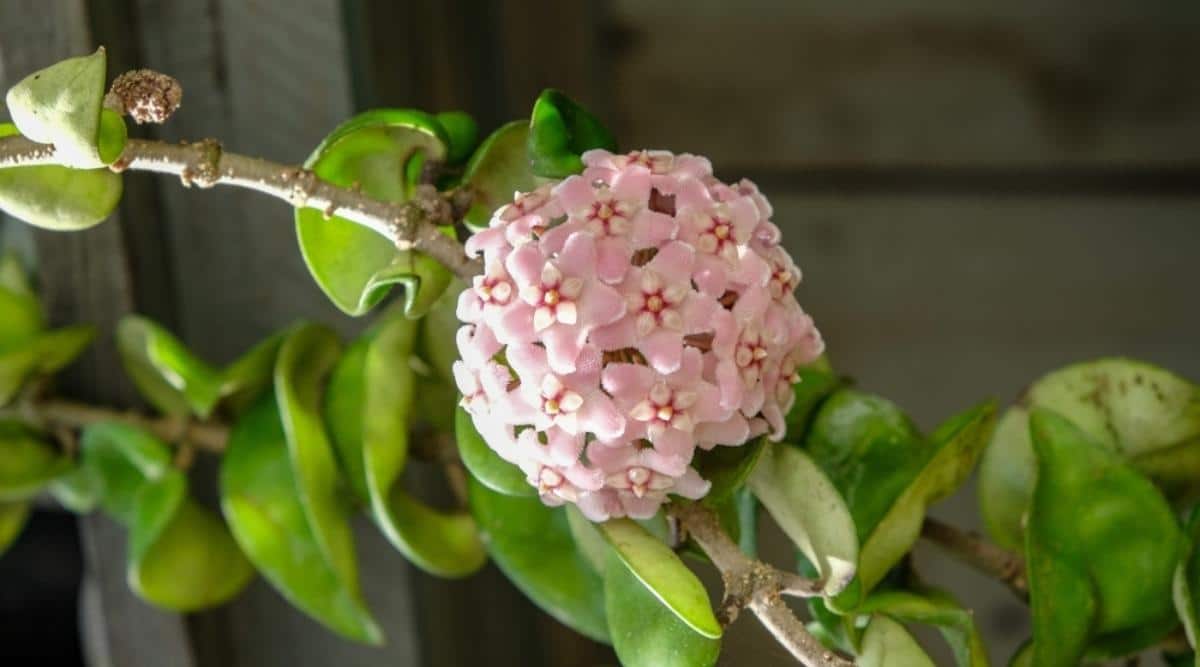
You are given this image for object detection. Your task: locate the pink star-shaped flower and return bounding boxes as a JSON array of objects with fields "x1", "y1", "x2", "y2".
[
  {"x1": 589, "y1": 241, "x2": 717, "y2": 374},
  {"x1": 498, "y1": 232, "x2": 625, "y2": 372}
]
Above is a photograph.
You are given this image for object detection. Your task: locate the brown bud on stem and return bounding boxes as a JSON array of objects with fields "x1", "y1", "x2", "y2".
[{"x1": 104, "y1": 69, "x2": 183, "y2": 124}]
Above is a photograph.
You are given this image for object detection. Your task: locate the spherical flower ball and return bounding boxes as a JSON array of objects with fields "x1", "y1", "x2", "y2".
[{"x1": 453, "y1": 149, "x2": 823, "y2": 521}]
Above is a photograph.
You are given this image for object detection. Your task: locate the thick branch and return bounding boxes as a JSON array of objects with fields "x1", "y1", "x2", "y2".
[
  {"x1": 921, "y1": 517, "x2": 1027, "y2": 598},
  {"x1": 672, "y1": 502, "x2": 853, "y2": 667},
  {"x1": 0, "y1": 135, "x2": 483, "y2": 281},
  {"x1": 2, "y1": 397, "x2": 228, "y2": 453}
]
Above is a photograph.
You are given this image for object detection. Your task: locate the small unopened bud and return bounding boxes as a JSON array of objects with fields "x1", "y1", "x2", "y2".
[{"x1": 105, "y1": 69, "x2": 182, "y2": 124}]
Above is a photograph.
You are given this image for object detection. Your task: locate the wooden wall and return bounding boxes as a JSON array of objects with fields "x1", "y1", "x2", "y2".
[{"x1": 1, "y1": 1, "x2": 1198, "y2": 665}]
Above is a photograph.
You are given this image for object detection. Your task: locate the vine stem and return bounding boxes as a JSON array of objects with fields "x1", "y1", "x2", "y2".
[
  {"x1": 0, "y1": 134, "x2": 484, "y2": 281},
  {"x1": 672, "y1": 502, "x2": 853, "y2": 667},
  {"x1": 0, "y1": 397, "x2": 228, "y2": 453},
  {"x1": 920, "y1": 516, "x2": 1027, "y2": 598}
]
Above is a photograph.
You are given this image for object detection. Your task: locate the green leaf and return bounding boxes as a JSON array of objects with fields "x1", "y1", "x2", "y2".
[
  {"x1": 854, "y1": 401, "x2": 996, "y2": 595},
  {"x1": 48, "y1": 462, "x2": 102, "y2": 513},
  {"x1": 5, "y1": 47, "x2": 118, "y2": 168},
  {"x1": 418, "y1": 278, "x2": 463, "y2": 384},
  {"x1": 0, "y1": 121, "x2": 122, "y2": 231},
  {"x1": 0, "y1": 253, "x2": 43, "y2": 352},
  {"x1": 0, "y1": 420, "x2": 70, "y2": 500},
  {"x1": 0, "y1": 501, "x2": 30, "y2": 555},
  {"x1": 785, "y1": 365, "x2": 843, "y2": 439},
  {"x1": 462, "y1": 121, "x2": 538, "y2": 229},
  {"x1": 566, "y1": 505, "x2": 610, "y2": 574},
  {"x1": 467, "y1": 475, "x2": 609, "y2": 642},
  {"x1": 605, "y1": 549, "x2": 721, "y2": 667},
  {"x1": 1008, "y1": 641, "x2": 1033, "y2": 667},
  {"x1": 856, "y1": 589, "x2": 990, "y2": 667},
  {"x1": 527, "y1": 89, "x2": 617, "y2": 178},
  {"x1": 980, "y1": 358, "x2": 1200, "y2": 550},
  {"x1": 295, "y1": 109, "x2": 452, "y2": 316},
  {"x1": 1025, "y1": 407, "x2": 1183, "y2": 666},
  {"x1": 709, "y1": 485, "x2": 758, "y2": 559},
  {"x1": 805, "y1": 390, "x2": 929, "y2": 544},
  {"x1": 274, "y1": 324, "x2": 362, "y2": 593},
  {"x1": 0, "y1": 325, "x2": 95, "y2": 406},
  {"x1": 599, "y1": 518, "x2": 721, "y2": 639},
  {"x1": 358, "y1": 316, "x2": 485, "y2": 578},
  {"x1": 435, "y1": 111, "x2": 479, "y2": 165},
  {"x1": 857, "y1": 615, "x2": 935, "y2": 667},
  {"x1": 1173, "y1": 508, "x2": 1200, "y2": 658},
  {"x1": 222, "y1": 393, "x2": 382, "y2": 644},
  {"x1": 694, "y1": 436, "x2": 767, "y2": 506},
  {"x1": 324, "y1": 337, "x2": 371, "y2": 501},
  {"x1": 78, "y1": 422, "x2": 253, "y2": 611},
  {"x1": 456, "y1": 407, "x2": 533, "y2": 497},
  {"x1": 748, "y1": 441, "x2": 858, "y2": 598},
  {"x1": 123, "y1": 468, "x2": 254, "y2": 612},
  {"x1": 117, "y1": 316, "x2": 284, "y2": 418}
]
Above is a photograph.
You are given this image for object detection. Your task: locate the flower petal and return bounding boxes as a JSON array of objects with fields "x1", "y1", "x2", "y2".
[
  {"x1": 696, "y1": 413, "x2": 750, "y2": 449},
  {"x1": 579, "y1": 392, "x2": 626, "y2": 441},
  {"x1": 580, "y1": 282, "x2": 626, "y2": 328},
  {"x1": 601, "y1": 363, "x2": 654, "y2": 400},
  {"x1": 595, "y1": 237, "x2": 633, "y2": 284},
  {"x1": 589, "y1": 315, "x2": 637, "y2": 351},
  {"x1": 493, "y1": 302, "x2": 538, "y2": 344},
  {"x1": 543, "y1": 324, "x2": 586, "y2": 375},
  {"x1": 558, "y1": 232, "x2": 597, "y2": 280},
  {"x1": 638, "y1": 330, "x2": 684, "y2": 375}
]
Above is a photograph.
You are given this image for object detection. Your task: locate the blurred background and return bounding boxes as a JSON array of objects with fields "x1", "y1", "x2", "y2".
[{"x1": 1, "y1": 0, "x2": 1198, "y2": 665}]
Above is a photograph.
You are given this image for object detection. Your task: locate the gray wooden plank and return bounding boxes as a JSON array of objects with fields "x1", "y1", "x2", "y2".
[
  {"x1": 770, "y1": 194, "x2": 1200, "y2": 426},
  {"x1": 605, "y1": 0, "x2": 1200, "y2": 169},
  {"x1": 0, "y1": 2, "x2": 196, "y2": 666}
]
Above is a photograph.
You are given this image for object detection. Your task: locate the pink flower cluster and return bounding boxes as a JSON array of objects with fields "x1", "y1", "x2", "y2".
[{"x1": 454, "y1": 149, "x2": 823, "y2": 521}]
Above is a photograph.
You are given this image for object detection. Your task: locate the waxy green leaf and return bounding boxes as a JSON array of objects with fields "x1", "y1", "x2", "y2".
[
  {"x1": 803, "y1": 392, "x2": 994, "y2": 599},
  {"x1": 0, "y1": 325, "x2": 94, "y2": 406},
  {"x1": 78, "y1": 422, "x2": 253, "y2": 611},
  {"x1": 5, "y1": 48, "x2": 124, "y2": 169},
  {"x1": 117, "y1": 316, "x2": 282, "y2": 418},
  {"x1": 527, "y1": 89, "x2": 617, "y2": 178},
  {"x1": 0, "y1": 420, "x2": 70, "y2": 500},
  {"x1": 695, "y1": 436, "x2": 767, "y2": 506},
  {"x1": 324, "y1": 337, "x2": 371, "y2": 501},
  {"x1": 0, "y1": 501, "x2": 30, "y2": 556},
  {"x1": 599, "y1": 518, "x2": 722, "y2": 639},
  {"x1": 1173, "y1": 508, "x2": 1200, "y2": 660},
  {"x1": 981, "y1": 359, "x2": 1200, "y2": 550},
  {"x1": 1025, "y1": 407, "x2": 1183, "y2": 666},
  {"x1": 0, "y1": 253, "x2": 42, "y2": 352},
  {"x1": 358, "y1": 316, "x2": 485, "y2": 578},
  {"x1": 748, "y1": 441, "x2": 858, "y2": 599},
  {"x1": 605, "y1": 550, "x2": 721, "y2": 667},
  {"x1": 274, "y1": 324, "x2": 362, "y2": 591},
  {"x1": 468, "y1": 476, "x2": 608, "y2": 642},
  {"x1": 806, "y1": 390, "x2": 929, "y2": 545},
  {"x1": 0, "y1": 243, "x2": 90, "y2": 396},
  {"x1": 461, "y1": 121, "x2": 538, "y2": 229},
  {"x1": 855, "y1": 401, "x2": 996, "y2": 595},
  {"x1": 857, "y1": 615, "x2": 935, "y2": 667},
  {"x1": 856, "y1": 589, "x2": 990, "y2": 667},
  {"x1": 456, "y1": 407, "x2": 532, "y2": 497},
  {"x1": 295, "y1": 110, "x2": 452, "y2": 316},
  {"x1": 222, "y1": 393, "x2": 381, "y2": 643},
  {"x1": 785, "y1": 364, "x2": 843, "y2": 439},
  {"x1": 435, "y1": 111, "x2": 479, "y2": 165}
]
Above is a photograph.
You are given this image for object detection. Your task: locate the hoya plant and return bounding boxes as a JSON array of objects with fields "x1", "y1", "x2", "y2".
[{"x1": 0, "y1": 48, "x2": 1197, "y2": 666}]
